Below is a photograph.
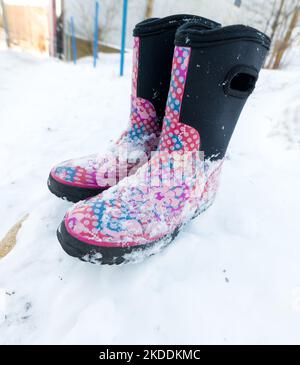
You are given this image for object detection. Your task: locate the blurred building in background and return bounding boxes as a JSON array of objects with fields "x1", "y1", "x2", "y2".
[
  {"x1": 1, "y1": 0, "x2": 52, "y2": 53},
  {"x1": 0, "y1": 0, "x2": 299, "y2": 68},
  {"x1": 63, "y1": 0, "x2": 239, "y2": 52}
]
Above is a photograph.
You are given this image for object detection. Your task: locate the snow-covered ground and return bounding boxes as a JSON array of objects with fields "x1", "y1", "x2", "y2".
[{"x1": 0, "y1": 48, "x2": 300, "y2": 345}]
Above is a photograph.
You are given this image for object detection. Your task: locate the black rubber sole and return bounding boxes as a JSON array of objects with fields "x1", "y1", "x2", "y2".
[
  {"x1": 57, "y1": 220, "x2": 181, "y2": 265},
  {"x1": 56, "y1": 200, "x2": 213, "y2": 265},
  {"x1": 47, "y1": 174, "x2": 105, "y2": 203}
]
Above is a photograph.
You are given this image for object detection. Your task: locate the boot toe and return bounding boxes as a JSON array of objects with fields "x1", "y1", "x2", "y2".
[
  {"x1": 63, "y1": 197, "x2": 144, "y2": 248},
  {"x1": 50, "y1": 158, "x2": 99, "y2": 189},
  {"x1": 58, "y1": 196, "x2": 151, "y2": 264}
]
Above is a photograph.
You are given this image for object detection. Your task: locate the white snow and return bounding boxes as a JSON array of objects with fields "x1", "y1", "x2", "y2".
[{"x1": 0, "y1": 48, "x2": 300, "y2": 345}]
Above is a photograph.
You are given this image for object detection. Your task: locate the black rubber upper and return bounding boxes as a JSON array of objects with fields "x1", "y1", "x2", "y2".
[
  {"x1": 176, "y1": 24, "x2": 270, "y2": 160},
  {"x1": 176, "y1": 23, "x2": 271, "y2": 48},
  {"x1": 133, "y1": 15, "x2": 220, "y2": 124},
  {"x1": 134, "y1": 15, "x2": 220, "y2": 37}
]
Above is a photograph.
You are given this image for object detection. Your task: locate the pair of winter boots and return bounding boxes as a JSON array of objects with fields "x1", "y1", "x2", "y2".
[{"x1": 48, "y1": 15, "x2": 270, "y2": 265}]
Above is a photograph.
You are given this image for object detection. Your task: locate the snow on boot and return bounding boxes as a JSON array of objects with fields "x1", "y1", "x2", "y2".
[
  {"x1": 57, "y1": 24, "x2": 270, "y2": 265},
  {"x1": 48, "y1": 15, "x2": 219, "y2": 203}
]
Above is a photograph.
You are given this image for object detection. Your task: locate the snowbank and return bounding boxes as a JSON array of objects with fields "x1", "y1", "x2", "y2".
[{"x1": 0, "y1": 49, "x2": 300, "y2": 344}]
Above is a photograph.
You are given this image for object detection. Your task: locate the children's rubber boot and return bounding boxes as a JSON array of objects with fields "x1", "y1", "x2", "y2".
[
  {"x1": 57, "y1": 24, "x2": 270, "y2": 265},
  {"x1": 48, "y1": 15, "x2": 220, "y2": 203}
]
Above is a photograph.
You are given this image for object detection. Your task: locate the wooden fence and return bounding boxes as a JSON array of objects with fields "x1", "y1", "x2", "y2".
[{"x1": 3, "y1": 4, "x2": 49, "y2": 53}]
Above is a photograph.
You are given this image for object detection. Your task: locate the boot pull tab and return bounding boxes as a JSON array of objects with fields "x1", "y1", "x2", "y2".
[{"x1": 223, "y1": 65, "x2": 258, "y2": 99}]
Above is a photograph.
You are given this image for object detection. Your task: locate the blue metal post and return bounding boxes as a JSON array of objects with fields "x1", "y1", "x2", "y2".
[
  {"x1": 71, "y1": 16, "x2": 77, "y2": 64},
  {"x1": 93, "y1": 1, "x2": 100, "y2": 68},
  {"x1": 120, "y1": 0, "x2": 128, "y2": 76}
]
